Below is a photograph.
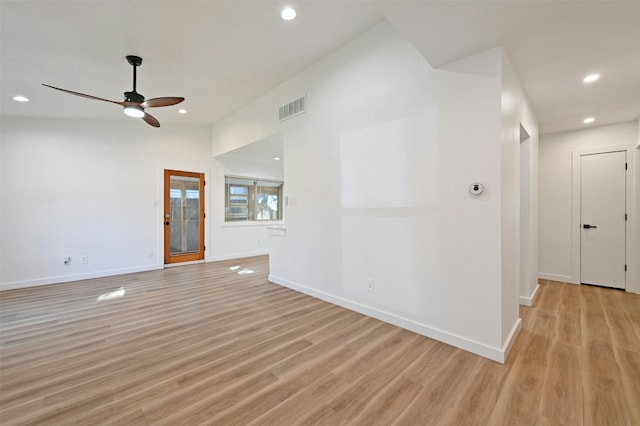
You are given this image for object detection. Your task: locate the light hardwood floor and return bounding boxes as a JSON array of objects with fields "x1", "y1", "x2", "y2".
[{"x1": 1, "y1": 256, "x2": 639, "y2": 425}]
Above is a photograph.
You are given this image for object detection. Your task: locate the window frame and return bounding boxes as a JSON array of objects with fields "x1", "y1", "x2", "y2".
[{"x1": 224, "y1": 175, "x2": 284, "y2": 225}]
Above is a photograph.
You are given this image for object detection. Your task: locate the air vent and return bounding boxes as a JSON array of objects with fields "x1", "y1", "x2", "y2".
[{"x1": 279, "y1": 95, "x2": 306, "y2": 121}]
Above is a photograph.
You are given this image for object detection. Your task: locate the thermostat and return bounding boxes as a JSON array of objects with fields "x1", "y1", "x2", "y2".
[{"x1": 469, "y1": 182, "x2": 484, "y2": 196}]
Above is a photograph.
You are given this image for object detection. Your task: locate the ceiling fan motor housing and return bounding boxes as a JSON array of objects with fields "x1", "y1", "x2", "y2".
[{"x1": 124, "y1": 91, "x2": 145, "y2": 103}]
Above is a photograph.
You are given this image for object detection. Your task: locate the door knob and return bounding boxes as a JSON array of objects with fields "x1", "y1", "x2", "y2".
[{"x1": 583, "y1": 224, "x2": 597, "y2": 229}]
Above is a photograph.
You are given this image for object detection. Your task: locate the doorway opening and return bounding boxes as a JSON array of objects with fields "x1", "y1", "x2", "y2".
[
  {"x1": 164, "y1": 169, "x2": 205, "y2": 265},
  {"x1": 519, "y1": 124, "x2": 537, "y2": 305}
]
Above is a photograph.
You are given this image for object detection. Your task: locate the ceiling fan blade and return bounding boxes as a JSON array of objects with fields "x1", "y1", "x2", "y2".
[
  {"x1": 42, "y1": 84, "x2": 125, "y2": 105},
  {"x1": 141, "y1": 97, "x2": 185, "y2": 108},
  {"x1": 143, "y1": 112, "x2": 160, "y2": 128}
]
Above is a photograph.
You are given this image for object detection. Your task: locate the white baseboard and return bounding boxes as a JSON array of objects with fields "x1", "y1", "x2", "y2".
[
  {"x1": 519, "y1": 284, "x2": 540, "y2": 307},
  {"x1": 0, "y1": 264, "x2": 163, "y2": 292},
  {"x1": 538, "y1": 273, "x2": 576, "y2": 284},
  {"x1": 207, "y1": 250, "x2": 269, "y2": 262},
  {"x1": 502, "y1": 317, "x2": 522, "y2": 360},
  {"x1": 268, "y1": 274, "x2": 512, "y2": 364}
]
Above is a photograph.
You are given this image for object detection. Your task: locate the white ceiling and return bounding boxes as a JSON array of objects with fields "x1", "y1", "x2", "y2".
[
  {"x1": 217, "y1": 132, "x2": 284, "y2": 165},
  {"x1": 1, "y1": 1, "x2": 639, "y2": 135}
]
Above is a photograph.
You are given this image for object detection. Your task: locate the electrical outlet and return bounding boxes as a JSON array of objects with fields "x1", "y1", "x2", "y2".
[
  {"x1": 80, "y1": 254, "x2": 88, "y2": 264},
  {"x1": 366, "y1": 277, "x2": 375, "y2": 292},
  {"x1": 63, "y1": 256, "x2": 71, "y2": 265}
]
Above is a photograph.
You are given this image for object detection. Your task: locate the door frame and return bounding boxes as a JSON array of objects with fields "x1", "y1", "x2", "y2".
[
  {"x1": 164, "y1": 169, "x2": 206, "y2": 265},
  {"x1": 571, "y1": 144, "x2": 637, "y2": 292}
]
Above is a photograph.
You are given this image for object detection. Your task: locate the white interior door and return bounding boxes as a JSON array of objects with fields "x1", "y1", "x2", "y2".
[{"x1": 580, "y1": 151, "x2": 626, "y2": 289}]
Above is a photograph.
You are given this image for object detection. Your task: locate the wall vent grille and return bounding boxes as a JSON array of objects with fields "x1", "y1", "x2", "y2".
[{"x1": 279, "y1": 95, "x2": 306, "y2": 121}]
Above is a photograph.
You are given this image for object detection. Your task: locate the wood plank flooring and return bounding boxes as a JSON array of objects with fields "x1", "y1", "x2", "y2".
[{"x1": 1, "y1": 256, "x2": 639, "y2": 425}]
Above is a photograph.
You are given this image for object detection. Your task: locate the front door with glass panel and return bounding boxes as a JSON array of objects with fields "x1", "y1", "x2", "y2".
[{"x1": 164, "y1": 169, "x2": 205, "y2": 264}]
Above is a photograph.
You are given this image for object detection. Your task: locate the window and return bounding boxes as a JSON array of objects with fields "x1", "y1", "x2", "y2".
[{"x1": 225, "y1": 176, "x2": 283, "y2": 222}]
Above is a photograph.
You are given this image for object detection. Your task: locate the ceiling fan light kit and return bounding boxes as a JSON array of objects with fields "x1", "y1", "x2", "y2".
[
  {"x1": 43, "y1": 55, "x2": 184, "y2": 127},
  {"x1": 124, "y1": 105, "x2": 145, "y2": 118}
]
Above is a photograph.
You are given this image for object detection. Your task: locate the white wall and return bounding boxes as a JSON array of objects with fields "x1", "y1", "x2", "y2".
[
  {"x1": 0, "y1": 117, "x2": 211, "y2": 289},
  {"x1": 210, "y1": 21, "x2": 534, "y2": 362},
  {"x1": 539, "y1": 121, "x2": 638, "y2": 294},
  {"x1": 637, "y1": 118, "x2": 640, "y2": 290}
]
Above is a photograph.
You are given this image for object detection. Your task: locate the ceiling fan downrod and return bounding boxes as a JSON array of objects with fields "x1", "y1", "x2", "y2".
[{"x1": 125, "y1": 55, "x2": 144, "y2": 103}]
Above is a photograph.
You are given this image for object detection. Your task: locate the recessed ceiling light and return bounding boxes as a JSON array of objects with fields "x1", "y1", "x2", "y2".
[
  {"x1": 12, "y1": 95, "x2": 30, "y2": 102},
  {"x1": 583, "y1": 73, "x2": 600, "y2": 83},
  {"x1": 178, "y1": 108, "x2": 187, "y2": 114},
  {"x1": 273, "y1": 157, "x2": 281, "y2": 161},
  {"x1": 583, "y1": 117, "x2": 595, "y2": 124},
  {"x1": 281, "y1": 7, "x2": 296, "y2": 20}
]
